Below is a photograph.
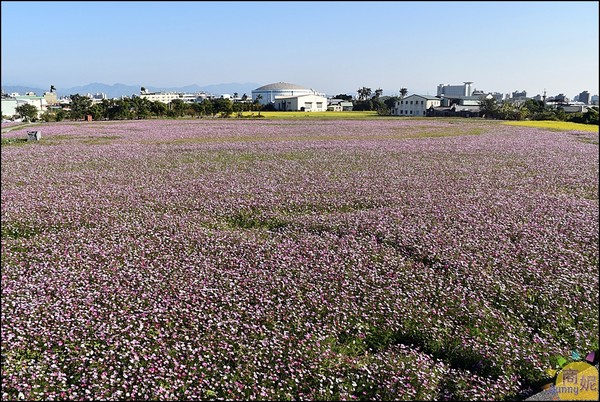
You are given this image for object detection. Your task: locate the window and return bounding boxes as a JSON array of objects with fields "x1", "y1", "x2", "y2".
[
  {"x1": 316, "y1": 102, "x2": 323, "y2": 108},
  {"x1": 410, "y1": 101, "x2": 413, "y2": 104},
  {"x1": 421, "y1": 101, "x2": 424, "y2": 105},
  {"x1": 410, "y1": 110, "x2": 413, "y2": 114}
]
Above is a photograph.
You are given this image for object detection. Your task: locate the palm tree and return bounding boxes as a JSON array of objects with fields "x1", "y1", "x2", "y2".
[
  {"x1": 255, "y1": 94, "x2": 263, "y2": 116},
  {"x1": 357, "y1": 87, "x2": 372, "y2": 101},
  {"x1": 478, "y1": 97, "x2": 498, "y2": 119},
  {"x1": 400, "y1": 88, "x2": 408, "y2": 99}
]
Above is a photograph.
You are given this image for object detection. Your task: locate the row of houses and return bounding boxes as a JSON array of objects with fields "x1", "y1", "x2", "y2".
[
  {"x1": 3, "y1": 81, "x2": 598, "y2": 119},
  {"x1": 392, "y1": 94, "x2": 484, "y2": 118},
  {"x1": 391, "y1": 93, "x2": 594, "y2": 118}
]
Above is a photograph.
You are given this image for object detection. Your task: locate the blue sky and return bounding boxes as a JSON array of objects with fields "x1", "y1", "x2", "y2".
[{"x1": 2, "y1": 1, "x2": 598, "y2": 98}]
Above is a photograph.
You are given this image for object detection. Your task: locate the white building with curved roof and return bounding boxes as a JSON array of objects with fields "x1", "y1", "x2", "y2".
[{"x1": 252, "y1": 82, "x2": 321, "y2": 105}]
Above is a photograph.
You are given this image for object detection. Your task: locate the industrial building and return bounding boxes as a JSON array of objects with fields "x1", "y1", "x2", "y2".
[
  {"x1": 252, "y1": 82, "x2": 322, "y2": 105},
  {"x1": 437, "y1": 82, "x2": 474, "y2": 97}
]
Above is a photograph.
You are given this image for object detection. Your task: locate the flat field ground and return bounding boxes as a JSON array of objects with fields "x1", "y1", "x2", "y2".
[{"x1": 1, "y1": 118, "x2": 598, "y2": 400}]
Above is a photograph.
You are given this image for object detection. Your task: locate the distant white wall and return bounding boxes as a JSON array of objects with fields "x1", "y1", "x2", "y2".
[{"x1": 274, "y1": 94, "x2": 328, "y2": 111}]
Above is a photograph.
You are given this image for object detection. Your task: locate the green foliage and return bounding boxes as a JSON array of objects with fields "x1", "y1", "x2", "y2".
[
  {"x1": 131, "y1": 96, "x2": 151, "y2": 119},
  {"x1": 376, "y1": 106, "x2": 390, "y2": 116},
  {"x1": 88, "y1": 103, "x2": 105, "y2": 121},
  {"x1": 68, "y1": 94, "x2": 92, "y2": 120},
  {"x1": 1, "y1": 138, "x2": 29, "y2": 146},
  {"x1": 15, "y1": 103, "x2": 39, "y2": 122},
  {"x1": 357, "y1": 87, "x2": 372, "y2": 101},
  {"x1": 522, "y1": 99, "x2": 545, "y2": 115},
  {"x1": 372, "y1": 97, "x2": 386, "y2": 114},
  {"x1": 478, "y1": 97, "x2": 499, "y2": 119},
  {"x1": 202, "y1": 99, "x2": 214, "y2": 117},
  {"x1": 189, "y1": 102, "x2": 204, "y2": 118},
  {"x1": 225, "y1": 209, "x2": 288, "y2": 231},
  {"x1": 41, "y1": 90, "x2": 600, "y2": 126},
  {"x1": 553, "y1": 107, "x2": 567, "y2": 121},
  {"x1": 531, "y1": 110, "x2": 559, "y2": 121},
  {"x1": 567, "y1": 106, "x2": 599, "y2": 125},
  {"x1": 232, "y1": 101, "x2": 244, "y2": 117},
  {"x1": 151, "y1": 101, "x2": 168, "y2": 118},
  {"x1": 55, "y1": 109, "x2": 65, "y2": 122},
  {"x1": 170, "y1": 99, "x2": 187, "y2": 118},
  {"x1": 353, "y1": 100, "x2": 373, "y2": 111},
  {"x1": 262, "y1": 103, "x2": 276, "y2": 112},
  {"x1": 384, "y1": 96, "x2": 400, "y2": 110},
  {"x1": 40, "y1": 110, "x2": 56, "y2": 122},
  {"x1": 355, "y1": 87, "x2": 385, "y2": 111},
  {"x1": 1, "y1": 222, "x2": 41, "y2": 239},
  {"x1": 212, "y1": 98, "x2": 233, "y2": 117},
  {"x1": 333, "y1": 94, "x2": 353, "y2": 101},
  {"x1": 106, "y1": 98, "x2": 131, "y2": 120},
  {"x1": 584, "y1": 106, "x2": 599, "y2": 125},
  {"x1": 497, "y1": 102, "x2": 529, "y2": 121}
]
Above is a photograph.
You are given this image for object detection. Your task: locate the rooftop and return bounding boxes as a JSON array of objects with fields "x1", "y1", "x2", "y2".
[
  {"x1": 254, "y1": 82, "x2": 310, "y2": 91},
  {"x1": 404, "y1": 94, "x2": 440, "y2": 101}
]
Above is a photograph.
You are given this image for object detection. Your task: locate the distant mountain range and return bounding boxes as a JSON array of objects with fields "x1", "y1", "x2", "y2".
[{"x1": 1, "y1": 82, "x2": 262, "y2": 99}]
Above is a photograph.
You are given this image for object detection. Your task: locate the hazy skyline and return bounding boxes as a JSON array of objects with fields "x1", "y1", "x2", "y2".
[{"x1": 2, "y1": 1, "x2": 598, "y2": 98}]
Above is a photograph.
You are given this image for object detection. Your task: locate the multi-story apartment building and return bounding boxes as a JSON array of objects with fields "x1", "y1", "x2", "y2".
[
  {"x1": 138, "y1": 88, "x2": 208, "y2": 104},
  {"x1": 392, "y1": 95, "x2": 441, "y2": 117},
  {"x1": 578, "y1": 91, "x2": 590, "y2": 104}
]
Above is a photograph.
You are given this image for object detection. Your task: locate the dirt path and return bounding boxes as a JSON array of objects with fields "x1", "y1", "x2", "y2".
[{"x1": 1, "y1": 122, "x2": 39, "y2": 134}]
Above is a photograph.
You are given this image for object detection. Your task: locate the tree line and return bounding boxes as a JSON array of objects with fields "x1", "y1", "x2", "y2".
[
  {"x1": 14, "y1": 94, "x2": 266, "y2": 122},
  {"x1": 15, "y1": 86, "x2": 413, "y2": 122},
  {"x1": 479, "y1": 98, "x2": 599, "y2": 125},
  {"x1": 349, "y1": 87, "x2": 409, "y2": 115},
  {"x1": 11, "y1": 88, "x2": 598, "y2": 125}
]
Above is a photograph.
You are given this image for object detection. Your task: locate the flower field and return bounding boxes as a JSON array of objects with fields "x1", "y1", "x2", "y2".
[
  {"x1": 503, "y1": 120, "x2": 600, "y2": 133},
  {"x1": 1, "y1": 119, "x2": 598, "y2": 400}
]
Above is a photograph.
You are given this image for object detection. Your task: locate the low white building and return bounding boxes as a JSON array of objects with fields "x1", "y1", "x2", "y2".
[
  {"x1": 273, "y1": 94, "x2": 328, "y2": 112},
  {"x1": 252, "y1": 82, "x2": 322, "y2": 105},
  {"x1": 561, "y1": 104, "x2": 590, "y2": 114},
  {"x1": 327, "y1": 99, "x2": 353, "y2": 111},
  {"x1": 393, "y1": 95, "x2": 440, "y2": 117},
  {"x1": 2, "y1": 95, "x2": 48, "y2": 119},
  {"x1": 440, "y1": 95, "x2": 491, "y2": 107},
  {"x1": 15, "y1": 95, "x2": 48, "y2": 111},
  {"x1": 138, "y1": 91, "x2": 207, "y2": 104},
  {"x1": 1, "y1": 98, "x2": 18, "y2": 118}
]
